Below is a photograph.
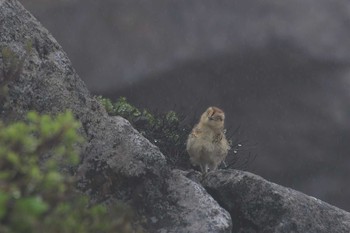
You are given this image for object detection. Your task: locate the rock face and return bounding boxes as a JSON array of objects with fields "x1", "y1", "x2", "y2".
[
  {"x1": 160, "y1": 170, "x2": 231, "y2": 233},
  {"x1": 202, "y1": 170, "x2": 350, "y2": 233},
  {"x1": 1, "y1": 1, "x2": 350, "y2": 233},
  {"x1": 0, "y1": 1, "x2": 232, "y2": 232}
]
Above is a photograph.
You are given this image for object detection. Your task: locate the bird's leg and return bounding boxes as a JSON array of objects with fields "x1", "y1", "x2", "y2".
[
  {"x1": 200, "y1": 163, "x2": 208, "y2": 178},
  {"x1": 203, "y1": 164, "x2": 208, "y2": 174}
]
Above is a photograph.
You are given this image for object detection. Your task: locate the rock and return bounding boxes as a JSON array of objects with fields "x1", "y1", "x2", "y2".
[
  {"x1": 161, "y1": 170, "x2": 232, "y2": 233},
  {"x1": 0, "y1": 1, "x2": 232, "y2": 232},
  {"x1": 79, "y1": 116, "x2": 232, "y2": 233},
  {"x1": 202, "y1": 170, "x2": 350, "y2": 233}
]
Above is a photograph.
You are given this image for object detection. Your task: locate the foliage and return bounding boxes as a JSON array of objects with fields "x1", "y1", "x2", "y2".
[
  {"x1": 97, "y1": 96, "x2": 256, "y2": 170},
  {"x1": 97, "y1": 96, "x2": 191, "y2": 168},
  {"x1": 0, "y1": 111, "x2": 138, "y2": 233}
]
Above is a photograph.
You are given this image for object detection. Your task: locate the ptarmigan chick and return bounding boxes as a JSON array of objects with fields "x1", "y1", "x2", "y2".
[{"x1": 186, "y1": 106, "x2": 230, "y2": 174}]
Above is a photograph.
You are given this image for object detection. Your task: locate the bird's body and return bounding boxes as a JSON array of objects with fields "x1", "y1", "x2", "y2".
[{"x1": 186, "y1": 107, "x2": 230, "y2": 174}]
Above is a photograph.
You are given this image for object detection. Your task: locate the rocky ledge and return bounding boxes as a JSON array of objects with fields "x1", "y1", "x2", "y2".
[{"x1": 201, "y1": 170, "x2": 350, "y2": 233}]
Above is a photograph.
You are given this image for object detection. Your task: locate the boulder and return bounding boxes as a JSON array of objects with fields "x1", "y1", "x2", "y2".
[{"x1": 201, "y1": 170, "x2": 350, "y2": 233}]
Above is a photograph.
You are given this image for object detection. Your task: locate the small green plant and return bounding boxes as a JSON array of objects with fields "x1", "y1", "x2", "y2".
[
  {"x1": 97, "y1": 96, "x2": 256, "y2": 171},
  {"x1": 0, "y1": 111, "x2": 138, "y2": 233},
  {"x1": 97, "y1": 96, "x2": 191, "y2": 168}
]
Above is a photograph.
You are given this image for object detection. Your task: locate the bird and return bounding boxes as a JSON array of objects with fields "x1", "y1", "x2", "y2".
[{"x1": 186, "y1": 106, "x2": 230, "y2": 174}]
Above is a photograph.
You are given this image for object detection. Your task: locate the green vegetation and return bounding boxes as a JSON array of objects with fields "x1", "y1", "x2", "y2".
[
  {"x1": 97, "y1": 96, "x2": 256, "y2": 170},
  {"x1": 0, "y1": 111, "x2": 137, "y2": 233},
  {"x1": 97, "y1": 96, "x2": 191, "y2": 168}
]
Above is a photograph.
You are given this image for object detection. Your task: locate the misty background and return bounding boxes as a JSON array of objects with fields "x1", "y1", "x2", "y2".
[{"x1": 20, "y1": 0, "x2": 350, "y2": 211}]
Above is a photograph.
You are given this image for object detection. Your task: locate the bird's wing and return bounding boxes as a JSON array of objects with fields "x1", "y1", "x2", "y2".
[
  {"x1": 190, "y1": 125, "x2": 201, "y2": 138},
  {"x1": 213, "y1": 133, "x2": 223, "y2": 143}
]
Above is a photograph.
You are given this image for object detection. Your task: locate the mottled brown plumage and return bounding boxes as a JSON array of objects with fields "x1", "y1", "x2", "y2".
[{"x1": 186, "y1": 106, "x2": 230, "y2": 174}]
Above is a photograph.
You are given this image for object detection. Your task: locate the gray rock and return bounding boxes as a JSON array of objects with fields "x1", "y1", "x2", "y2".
[
  {"x1": 0, "y1": 1, "x2": 232, "y2": 232},
  {"x1": 202, "y1": 170, "x2": 350, "y2": 233},
  {"x1": 162, "y1": 170, "x2": 232, "y2": 233}
]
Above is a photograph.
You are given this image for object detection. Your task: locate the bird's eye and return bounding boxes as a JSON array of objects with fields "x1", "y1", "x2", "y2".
[{"x1": 213, "y1": 116, "x2": 223, "y2": 121}]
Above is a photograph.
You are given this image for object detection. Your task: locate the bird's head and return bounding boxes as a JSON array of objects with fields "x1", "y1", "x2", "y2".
[{"x1": 200, "y1": 106, "x2": 225, "y2": 130}]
